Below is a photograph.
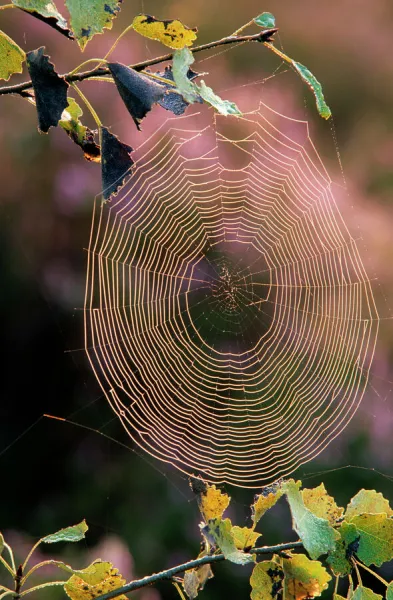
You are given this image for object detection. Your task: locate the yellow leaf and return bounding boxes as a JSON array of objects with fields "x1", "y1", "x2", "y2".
[
  {"x1": 198, "y1": 484, "x2": 230, "y2": 521},
  {"x1": 183, "y1": 570, "x2": 199, "y2": 599},
  {"x1": 64, "y1": 560, "x2": 127, "y2": 600},
  {"x1": 282, "y1": 554, "x2": 331, "y2": 600},
  {"x1": 345, "y1": 489, "x2": 393, "y2": 519},
  {"x1": 231, "y1": 526, "x2": 261, "y2": 550},
  {"x1": 250, "y1": 558, "x2": 283, "y2": 600},
  {"x1": 132, "y1": 14, "x2": 197, "y2": 49},
  {"x1": 302, "y1": 483, "x2": 344, "y2": 526},
  {"x1": 252, "y1": 486, "x2": 283, "y2": 526}
]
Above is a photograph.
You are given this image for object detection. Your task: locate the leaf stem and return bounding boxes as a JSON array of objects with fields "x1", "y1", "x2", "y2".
[
  {"x1": 355, "y1": 561, "x2": 389, "y2": 587},
  {"x1": 92, "y1": 541, "x2": 302, "y2": 600},
  {"x1": 19, "y1": 581, "x2": 65, "y2": 596},
  {"x1": 0, "y1": 4, "x2": 16, "y2": 10},
  {"x1": 22, "y1": 539, "x2": 43, "y2": 572},
  {"x1": 68, "y1": 58, "x2": 108, "y2": 77},
  {"x1": 3, "y1": 544, "x2": 16, "y2": 574},
  {"x1": 21, "y1": 560, "x2": 67, "y2": 585},
  {"x1": 71, "y1": 83, "x2": 102, "y2": 128},
  {"x1": 172, "y1": 581, "x2": 187, "y2": 600},
  {"x1": 0, "y1": 555, "x2": 15, "y2": 578}
]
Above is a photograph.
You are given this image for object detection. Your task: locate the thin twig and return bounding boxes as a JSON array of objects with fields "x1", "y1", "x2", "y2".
[
  {"x1": 0, "y1": 29, "x2": 278, "y2": 97},
  {"x1": 93, "y1": 540, "x2": 302, "y2": 600}
]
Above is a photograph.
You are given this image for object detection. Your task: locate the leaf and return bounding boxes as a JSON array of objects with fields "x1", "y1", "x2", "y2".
[
  {"x1": 201, "y1": 518, "x2": 254, "y2": 565},
  {"x1": 0, "y1": 30, "x2": 25, "y2": 81},
  {"x1": 132, "y1": 14, "x2": 197, "y2": 49},
  {"x1": 59, "y1": 98, "x2": 101, "y2": 162},
  {"x1": 64, "y1": 560, "x2": 127, "y2": 600},
  {"x1": 197, "y1": 81, "x2": 242, "y2": 116},
  {"x1": 349, "y1": 513, "x2": 393, "y2": 567},
  {"x1": 172, "y1": 48, "x2": 200, "y2": 104},
  {"x1": 326, "y1": 522, "x2": 359, "y2": 576},
  {"x1": 42, "y1": 520, "x2": 88, "y2": 544},
  {"x1": 197, "y1": 483, "x2": 231, "y2": 521},
  {"x1": 283, "y1": 480, "x2": 337, "y2": 559},
  {"x1": 108, "y1": 63, "x2": 166, "y2": 130},
  {"x1": 101, "y1": 126, "x2": 134, "y2": 201},
  {"x1": 250, "y1": 559, "x2": 284, "y2": 600},
  {"x1": 12, "y1": 0, "x2": 72, "y2": 38},
  {"x1": 26, "y1": 47, "x2": 69, "y2": 133},
  {"x1": 252, "y1": 484, "x2": 283, "y2": 527},
  {"x1": 386, "y1": 583, "x2": 393, "y2": 600},
  {"x1": 334, "y1": 596, "x2": 347, "y2": 600},
  {"x1": 183, "y1": 570, "x2": 199, "y2": 600},
  {"x1": 65, "y1": 0, "x2": 122, "y2": 50},
  {"x1": 351, "y1": 586, "x2": 383, "y2": 600},
  {"x1": 345, "y1": 490, "x2": 393, "y2": 519},
  {"x1": 154, "y1": 66, "x2": 202, "y2": 115},
  {"x1": 282, "y1": 554, "x2": 331, "y2": 600},
  {"x1": 231, "y1": 526, "x2": 261, "y2": 551},
  {"x1": 292, "y1": 62, "x2": 331, "y2": 119},
  {"x1": 302, "y1": 483, "x2": 344, "y2": 526},
  {"x1": 254, "y1": 12, "x2": 276, "y2": 28}
]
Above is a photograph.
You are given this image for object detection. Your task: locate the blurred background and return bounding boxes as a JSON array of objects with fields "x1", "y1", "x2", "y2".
[{"x1": 1, "y1": 0, "x2": 393, "y2": 597}]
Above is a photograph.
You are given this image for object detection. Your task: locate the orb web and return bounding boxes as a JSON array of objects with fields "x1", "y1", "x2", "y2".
[{"x1": 84, "y1": 104, "x2": 379, "y2": 488}]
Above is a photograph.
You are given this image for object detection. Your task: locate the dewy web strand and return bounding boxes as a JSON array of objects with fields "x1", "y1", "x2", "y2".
[{"x1": 84, "y1": 104, "x2": 379, "y2": 488}]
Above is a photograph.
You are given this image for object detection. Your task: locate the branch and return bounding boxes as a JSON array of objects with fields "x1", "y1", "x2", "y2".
[
  {"x1": 0, "y1": 28, "x2": 278, "y2": 97},
  {"x1": 93, "y1": 540, "x2": 302, "y2": 600}
]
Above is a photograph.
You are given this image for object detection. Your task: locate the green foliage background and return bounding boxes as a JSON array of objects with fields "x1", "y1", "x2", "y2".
[{"x1": 1, "y1": 1, "x2": 393, "y2": 598}]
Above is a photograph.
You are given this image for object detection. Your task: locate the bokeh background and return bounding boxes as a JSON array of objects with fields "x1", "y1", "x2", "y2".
[{"x1": 1, "y1": 0, "x2": 393, "y2": 598}]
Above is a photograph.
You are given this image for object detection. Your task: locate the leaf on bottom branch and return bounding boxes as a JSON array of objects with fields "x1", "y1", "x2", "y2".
[
  {"x1": 26, "y1": 47, "x2": 68, "y2": 132},
  {"x1": 60, "y1": 99, "x2": 100, "y2": 162},
  {"x1": 250, "y1": 559, "x2": 284, "y2": 600},
  {"x1": 231, "y1": 526, "x2": 261, "y2": 551},
  {"x1": 108, "y1": 63, "x2": 166, "y2": 130},
  {"x1": 386, "y1": 583, "x2": 393, "y2": 600},
  {"x1": 201, "y1": 518, "x2": 254, "y2": 565},
  {"x1": 196, "y1": 483, "x2": 231, "y2": 521},
  {"x1": 154, "y1": 66, "x2": 202, "y2": 115},
  {"x1": 183, "y1": 560, "x2": 213, "y2": 600},
  {"x1": 12, "y1": 0, "x2": 72, "y2": 38},
  {"x1": 64, "y1": 560, "x2": 127, "y2": 600},
  {"x1": 352, "y1": 586, "x2": 383, "y2": 600},
  {"x1": 101, "y1": 127, "x2": 134, "y2": 201},
  {"x1": 326, "y1": 522, "x2": 359, "y2": 577},
  {"x1": 349, "y1": 513, "x2": 393, "y2": 567},
  {"x1": 302, "y1": 483, "x2": 344, "y2": 526},
  {"x1": 282, "y1": 554, "x2": 331, "y2": 600},
  {"x1": 345, "y1": 489, "x2": 393, "y2": 519},
  {"x1": 0, "y1": 30, "x2": 25, "y2": 81},
  {"x1": 252, "y1": 483, "x2": 283, "y2": 526}
]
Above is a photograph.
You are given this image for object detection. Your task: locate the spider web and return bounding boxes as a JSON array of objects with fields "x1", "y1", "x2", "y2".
[{"x1": 84, "y1": 103, "x2": 379, "y2": 488}]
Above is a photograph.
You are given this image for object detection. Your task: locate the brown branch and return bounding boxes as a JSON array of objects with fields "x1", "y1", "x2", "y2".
[
  {"x1": 93, "y1": 540, "x2": 302, "y2": 600},
  {"x1": 0, "y1": 29, "x2": 278, "y2": 97}
]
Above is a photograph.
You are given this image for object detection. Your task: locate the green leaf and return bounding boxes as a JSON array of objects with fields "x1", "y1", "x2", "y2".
[
  {"x1": 349, "y1": 513, "x2": 393, "y2": 567},
  {"x1": 282, "y1": 554, "x2": 331, "y2": 600},
  {"x1": 42, "y1": 520, "x2": 88, "y2": 544},
  {"x1": 386, "y1": 583, "x2": 393, "y2": 600},
  {"x1": 252, "y1": 484, "x2": 283, "y2": 527},
  {"x1": 326, "y1": 522, "x2": 359, "y2": 576},
  {"x1": 302, "y1": 483, "x2": 344, "y2": 526},
  {"x1": 65, "y1": 0, "x2": 122, "y2": 50},
  {"x1": 231, "y1": 526, "x2": 261, "y2": 551},
  {"x1": 334, "y1": 596, "x2": 347, "y2": 600},
  {"x1": 254, "y1": 12, "x2": 276, "y2": 28},
  {"x1": 201, "y1": 518, "x2": 254, "y2": 565},
  {"x1": 155, "y1": 66, "x2": 202, "y2": 115},
  {"x1": 197, "y1": 80, "x2": 242, "y2": 116},
  {"x1": 283, "y1": 480, "x2": 337, "y2": 559},
  {"x1": 0, "y1": 30, "x2": 25, "y2": 81},
  {"x1": 250, "y1": 559, "x2": 283, "y2": 600},
  {"x1": 292, "y1": 62, "x2": 331, "y2": 119},
  {"x1": 172, "y1": 48, "x2": 200, "y2": 104},
  {"x1": 59, "y1": 98, "x2": 101, "y2": 162},
  {"x1": 132, "y1": 14, "x2": 197, "y2": 49},
  {"x1": 12, "y1": 0, "x2": 71, "y2": 38},
  {"x1": 345, "y1": 490, "x2": 393, "y2": 519},
  {"x1": 351, "y1": 586, "x2": 383, "y2": 600}
]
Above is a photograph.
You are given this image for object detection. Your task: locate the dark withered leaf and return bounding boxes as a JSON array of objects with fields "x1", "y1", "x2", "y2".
[
  {"x1": 108, "y1": 62, "x2": 166, "y2": 130},
  {"x1": 101, "y1": 126, "x2": 134, "y2": 201},
  {"x1": 155, "y1": 66, "x2": 202, "y2": 115},
  {"x1": 26, "y1": 47, "x2": 68, "y2": 133}
]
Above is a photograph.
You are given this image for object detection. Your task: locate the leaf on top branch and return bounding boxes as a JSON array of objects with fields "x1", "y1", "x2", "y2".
[
  {"x1": 12, "y1": 0, "x2": 72, "y2": 39},
  {"x1": 60, "y1": 98, "x2": 101, "y2": 162},
  {"x1": 250, "y1": 558, "x2": 284, "y2": 600},
  {"x1": 26, "y1": 47, "x2": 68, "y2": 133},
  {"x1": 201, "y1": 518, "x2": 255, "y2": 565},
  {"x1": 251, "y1": 482, "x2": 283, "y2": 527},
  {"x1": 64, "y1": 560, "x2": 127, "y2": 600},
  {"x1": 108, "y1": 63, "x2": 166, "y2": 130},
  {"x1": 132, "y1": 14, "x2": 197, "y2": 49},
  {"x1": 231, "y1": 526, "x2": 261, "y2": 551},
  {"x1": 282, "y1": 554, "x2": 331, "y2": 600},
  {"x1": 65, "y1": 0, "x2": 122, "y2": 50},
  {"x1": 326, "y1": 521, "x2": 359, "y2": 576},
  {"x1": 351, "y1": 586, "x2": 383, "y2": 600},
  {"x1": 195, "y1": 482, "x2": 230, "y2": 521},
  {"x1": 254, "y1": 12, "x2": 276, "y2": 28},
  {"x1": 348, "y1": 513, "x2": 393, "y2": 567},
  {"x1": 101, "y1": 126, "x2": 134, "y2": 201},
  {"x1": 42, "y1": 519, "x2": 88, "y2": 544},
  {"x1": 302, "y1": 483, "x2": 344, "y2": 526},
  {"x1": 154, "y1": 66, "x2": 202, "y2": 115},
  {"x1": 282, "y1": 480, "x2": 337, "y2": 560},
  {"x1": 0, "y1": 30, "x2": 25, "y2": 81},
  {"x1": 198, "y1": 81, "x2": 242, "y2": 116},
  {"x1": 292, "y1": 62, "x2": 331, "y2": 119},
  {"x1": 345, "y1": 489, "x2": 393, "y2": 519}
]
